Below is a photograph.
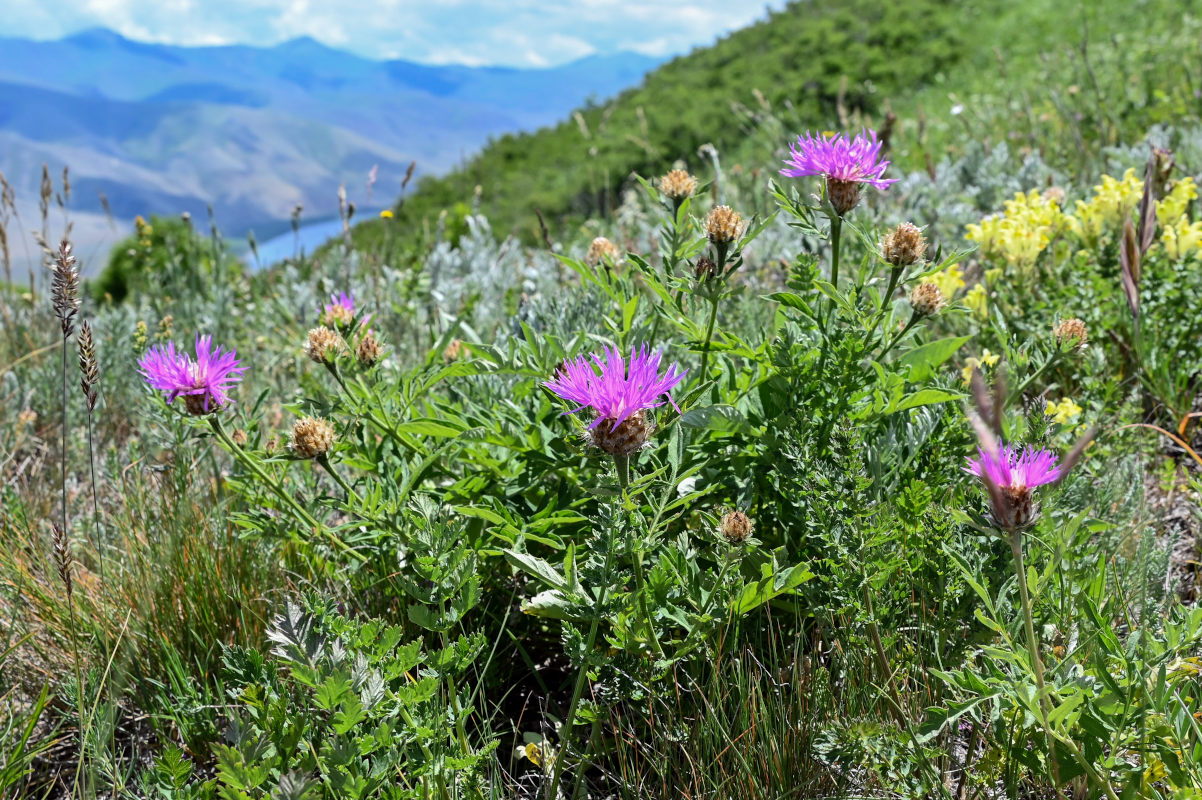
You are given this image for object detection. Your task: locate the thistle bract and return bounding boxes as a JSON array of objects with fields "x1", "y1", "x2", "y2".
[
  {"x1": 545, "y1": 344, "x2": 687, "y2": 454},
  {"x1": 138, "y1": 334, "x2": 245, "y2": 415}
]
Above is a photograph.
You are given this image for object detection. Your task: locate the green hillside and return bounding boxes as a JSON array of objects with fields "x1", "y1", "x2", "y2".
[{"x1": 363, "y1": 0, "x2": 1199, "y2": 245}]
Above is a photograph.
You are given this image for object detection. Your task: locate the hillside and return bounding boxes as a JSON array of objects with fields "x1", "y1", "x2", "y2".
[{"x1": 368, "y1": 0, "x2": 1201, "y2": 245}]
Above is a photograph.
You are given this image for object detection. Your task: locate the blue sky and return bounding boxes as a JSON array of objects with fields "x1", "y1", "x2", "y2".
[{"x1": 1, "y1": 0, "x2": 790, "y2": 67}]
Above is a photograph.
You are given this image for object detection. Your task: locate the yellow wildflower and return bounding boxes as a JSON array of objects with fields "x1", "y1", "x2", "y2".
[
  {"x1": 963, "y1": 283, "x2": 988, "y2": 318},
  {"x1": 1162, "y1": 217, "x2": 1202, "y2": 261},
  {"x1": 965, "y1": 189, "x2": 1065, "y2": 270},
  {"x1": 1156, "y1": 177, "x2": 1197, "y2": 227},
  {"x1": 380, "y1": 209, "x2": 395, "y2": 219},
  {"x1": 961, "y1": 349, "x2": 1000, "y2": 384},
  {"x1": 921, "y1": 264, "x2": 965, "y2": 299},
  {"x1": 1065, "y1": 168, "x2": 1143, "y2": 247},
  {"x1": 1044, "y1": 397, "x2": 1083, "y2": 425}
]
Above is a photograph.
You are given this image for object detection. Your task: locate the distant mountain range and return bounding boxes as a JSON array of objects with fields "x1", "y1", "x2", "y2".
[{"x1": 0, "y1": 28, "x2": 659, "y2": 254}]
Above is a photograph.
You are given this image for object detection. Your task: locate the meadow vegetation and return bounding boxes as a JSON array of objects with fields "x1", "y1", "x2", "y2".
[{"x1": 2, "y1": 1, "x2": 1202, "y2": 798}]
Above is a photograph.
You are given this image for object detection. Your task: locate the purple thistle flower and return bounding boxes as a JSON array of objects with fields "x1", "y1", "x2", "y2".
[
  {"x1": 545, "y1": 344, "x2": 687, "y2": 455},
  {"x1": 321, "y1": 290, "x2": 365, "y2": 329},
  {"x1": 781, "y1": 129, "x2": 896, "y2": 215},
  {"x1": 965, "y1": 444, "x2": 1061, "y2": 531},
  {"x1": 780, "y1": 129, "x2": 898, "y2": 189},
  {"x1": 966, "y1": 444, "x2": 1061, "y2": 490},
  {"x1": 138, "y1": 333, "x2": 246, "y2": 415}
]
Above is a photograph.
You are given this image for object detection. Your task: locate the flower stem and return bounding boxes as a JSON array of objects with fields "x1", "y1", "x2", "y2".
[
  {"x1": 548, "y1": 527, "x2": 615, "y2": 800},
  {"x1": 209, "y1": 417, "x2": 363, "y2": 562},
  {"x1": 317, "y1": 454, "x2": 361, "y2": 504},
  {"x1": 1009, "y1": 531, "x2": 1074, "y2": 799},
  {"x1": 698, "y1": 296, "x2": 720, "y2": 386}
]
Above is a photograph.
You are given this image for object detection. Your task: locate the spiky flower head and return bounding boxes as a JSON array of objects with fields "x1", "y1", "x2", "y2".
[
  {"x1": 882, "y1": 222, "x2": 927, "y2": 267},
  {"x1": 443, "y1": 338, "x2": 464, "y2": 362},
  {"x1": 138, "y1": 334, "x2": 245, "y2": 415},
  {"x1": 289, "y1": 416, "x2": 336, "y2": 459},
  {"x1": 705, "y1": 205, "x2": 744, "y2": 245},
  {"x1": 1053, "y1": 318, "x2": 1089, "y2": 351},
  {"x1": 78, "y1": 320, "x2": 100, "y2": 411},
  {"x1": 356, "y1": 330, "x2": 382, "y2": 366},
  {"x1": 586, "y1": 236, "x2": 621, "y2": 266},
  {"x1": 719, "y1": 510, "x2": 754, "y2": 544},
  {"x1": 544, "y1": 344, "x2": 688, "y2": 456},
  {"x1": 780, "y1": 129, "x2": 897, "y2": 215},
  {"x1": 51, "y1": 239, "x2": 80, "y2": 337},
  {"x1": 966, "y1": 445, "x2": 1060, "y2": 531},
  {"x1": 305, "y1": 326, "x2": 345, "y2": 364},
  {"x1": 909, "y1": 283, "x2": 945, "y2": 317},
  {"x1": 320, "y1": 291, "x2": 357, "y2": 329},
  {"x1": 659, "y1": 169, "x2": 698, "y2": 201}
]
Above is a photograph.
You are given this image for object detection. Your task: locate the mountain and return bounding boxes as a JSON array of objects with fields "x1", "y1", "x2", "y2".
[{"x1": 0, "y1": 28, "x2": 660, "y2": 257}]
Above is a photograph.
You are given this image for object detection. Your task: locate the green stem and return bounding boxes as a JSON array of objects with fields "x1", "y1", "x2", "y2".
[
  {"x1": 860, "y1": 576, "x2": 906, "y2": 727},
  {"x1": 698, "y1": 296, "x2": 720, "y2": 386},
  {"x1": 548, "y1": 527, "x2": 616, "y2": 800},
  {"x1": 828, "y1": 214, "x2": 843, "y2": 319},
  {"x1": 317, "y1": 454, "x2": 361, "y2": 504},
  {"x1": 209, "y1": 417, "x2": 363, "y2": 562},
  {"x1": 878, "y1": 314, "x2": 922, "y2": 361},
  {"x1": 1011, "y1": 351, "x2": 1061, "y2": 401},
  {"x1": 1009, "y1": 532, "x2": 1074, "y2": 800},
  {"x1": 880, "y1": 265, "x2": 904, "y2": 315}
]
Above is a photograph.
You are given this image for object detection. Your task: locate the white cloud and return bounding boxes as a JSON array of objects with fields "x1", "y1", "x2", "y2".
[{"x1": 4, "y1": 0, "x2": 790, "y2": 67}]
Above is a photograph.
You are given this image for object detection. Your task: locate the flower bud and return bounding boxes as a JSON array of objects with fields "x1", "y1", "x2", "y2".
[
  {"x1": 305, "y1": 326, "x2": 344, "y2": 364},
  {"x1": 881, "y1": 222, "x2": 927, "y2": 267},
  {"x1": 586, "y1": 236, "x2": 621, "y2": 265},
  {"x1": 659, "y1": 169, "x2": 698, "y2": 201},
  {"x1": 289, "y1": 416, "x2": 336, "y2": 459},
  {"x1": 909, "y1": 283, "x2": 946, "y2": 316},
  {"x1": 694, "y1": 255, "x2": 718, "y2": 281},
  {"x1": 705, "y1": 205, "x2": 744, "y2": 245},
  {"x1": 719, "y1": 510, "x2": 753, "y2": 544},
  {"x1": 1053, "y1": 318, "x2": 1088, "y2": 351},
  {"x1": 356, "y1": 330, "x2": 382, "y2": 366}
]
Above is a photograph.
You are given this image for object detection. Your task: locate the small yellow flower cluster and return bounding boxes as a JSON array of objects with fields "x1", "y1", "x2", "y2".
[
  {"x1": 1064, "y1": 168, "x2": 1143, "y2": 247},
  {"x1": 920, "y1": 263, "x2": 965, "y2": 300},
  {"x1": 963, "y1": 283, "x2": 988, "y2": 318},
  {"x1": 965, "y1": 189, "x2": 1066, "y2": 269},
  {"x1": 961, "y1": 349, "x2": 999, "y2": 385},
  {"x1": 1044, "y1": 397, "x2": 1083, "y2": 425},
  {"x1": 1157, "y1": 177, "x2": 1202, "y2": 261}
]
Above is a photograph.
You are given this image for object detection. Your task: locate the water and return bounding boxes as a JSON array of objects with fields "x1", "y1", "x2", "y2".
[{"x1": 244, "y1": 212, "x2": 380, "y2": 270}]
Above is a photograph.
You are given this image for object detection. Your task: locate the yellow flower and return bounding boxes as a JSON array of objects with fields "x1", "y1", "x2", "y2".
[
  {"x1": 961, "y1": 349, "x2": 999, "y2": 384},
  {"x1": 921, "y1": 264, "x2": 965, "y2": 299},
  {"x1": 1156, "y1": 177, "x2": 1197, "y2": 227},
  {"x1": 965, "y1": 189, "x2": 1065, "y2": 270},
  {"x1": 1065, "y1": 168, "x2": 1143, "y2": 247},
  {"x1": 1044, "y1": 397, "x2": 1083, "y2": 425},
  {"x1": 1162, "y1": 217, "x2": 1202, "y2": 260},
  {"x1": 964, "y1": 283, "x2": 988, "y2": 318},
  {"x1": 379, "y1": 209, "x2": 395, "y2": 219}
]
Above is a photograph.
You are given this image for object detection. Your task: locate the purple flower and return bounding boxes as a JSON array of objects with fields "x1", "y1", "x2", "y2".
[
  {"x1": 545, "y1": 345, "x2": 687, "y2": 455},
  {"x1": 965, "y1": 444, "x2": 1061, "y2": 531},
  {"x1": 139, "y1": 334, "x2": 246, "y2": 415},
  {"x1": 321, "y1": 291, "x2": 363, "y2": 329},
  {"x1": 966, "y1": 444, "x2": 1061, "y2": 490},
  {"x1": 780, "y1": 129, "x2": 898, "y2": 190}
]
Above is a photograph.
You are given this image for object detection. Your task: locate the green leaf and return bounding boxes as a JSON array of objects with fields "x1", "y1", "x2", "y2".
[
  {"x1": 896, "y1": 336, "x2": 972, "y2": 381},
  {"x1": 394, "y1": 418, "x2": 467, "y2": 438},
  {"x1": 888, "y1": 389, "x2": 965, "y2": 413},
  {"x1": 503, "y1": 550, "x2": 567, "y2": 591},
  {"x1": 732, "y1": 563, "x2": 814, "y2": 615},
  {"x1": 679, "y1": 405, "x2": 750, "y2": 434}
]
